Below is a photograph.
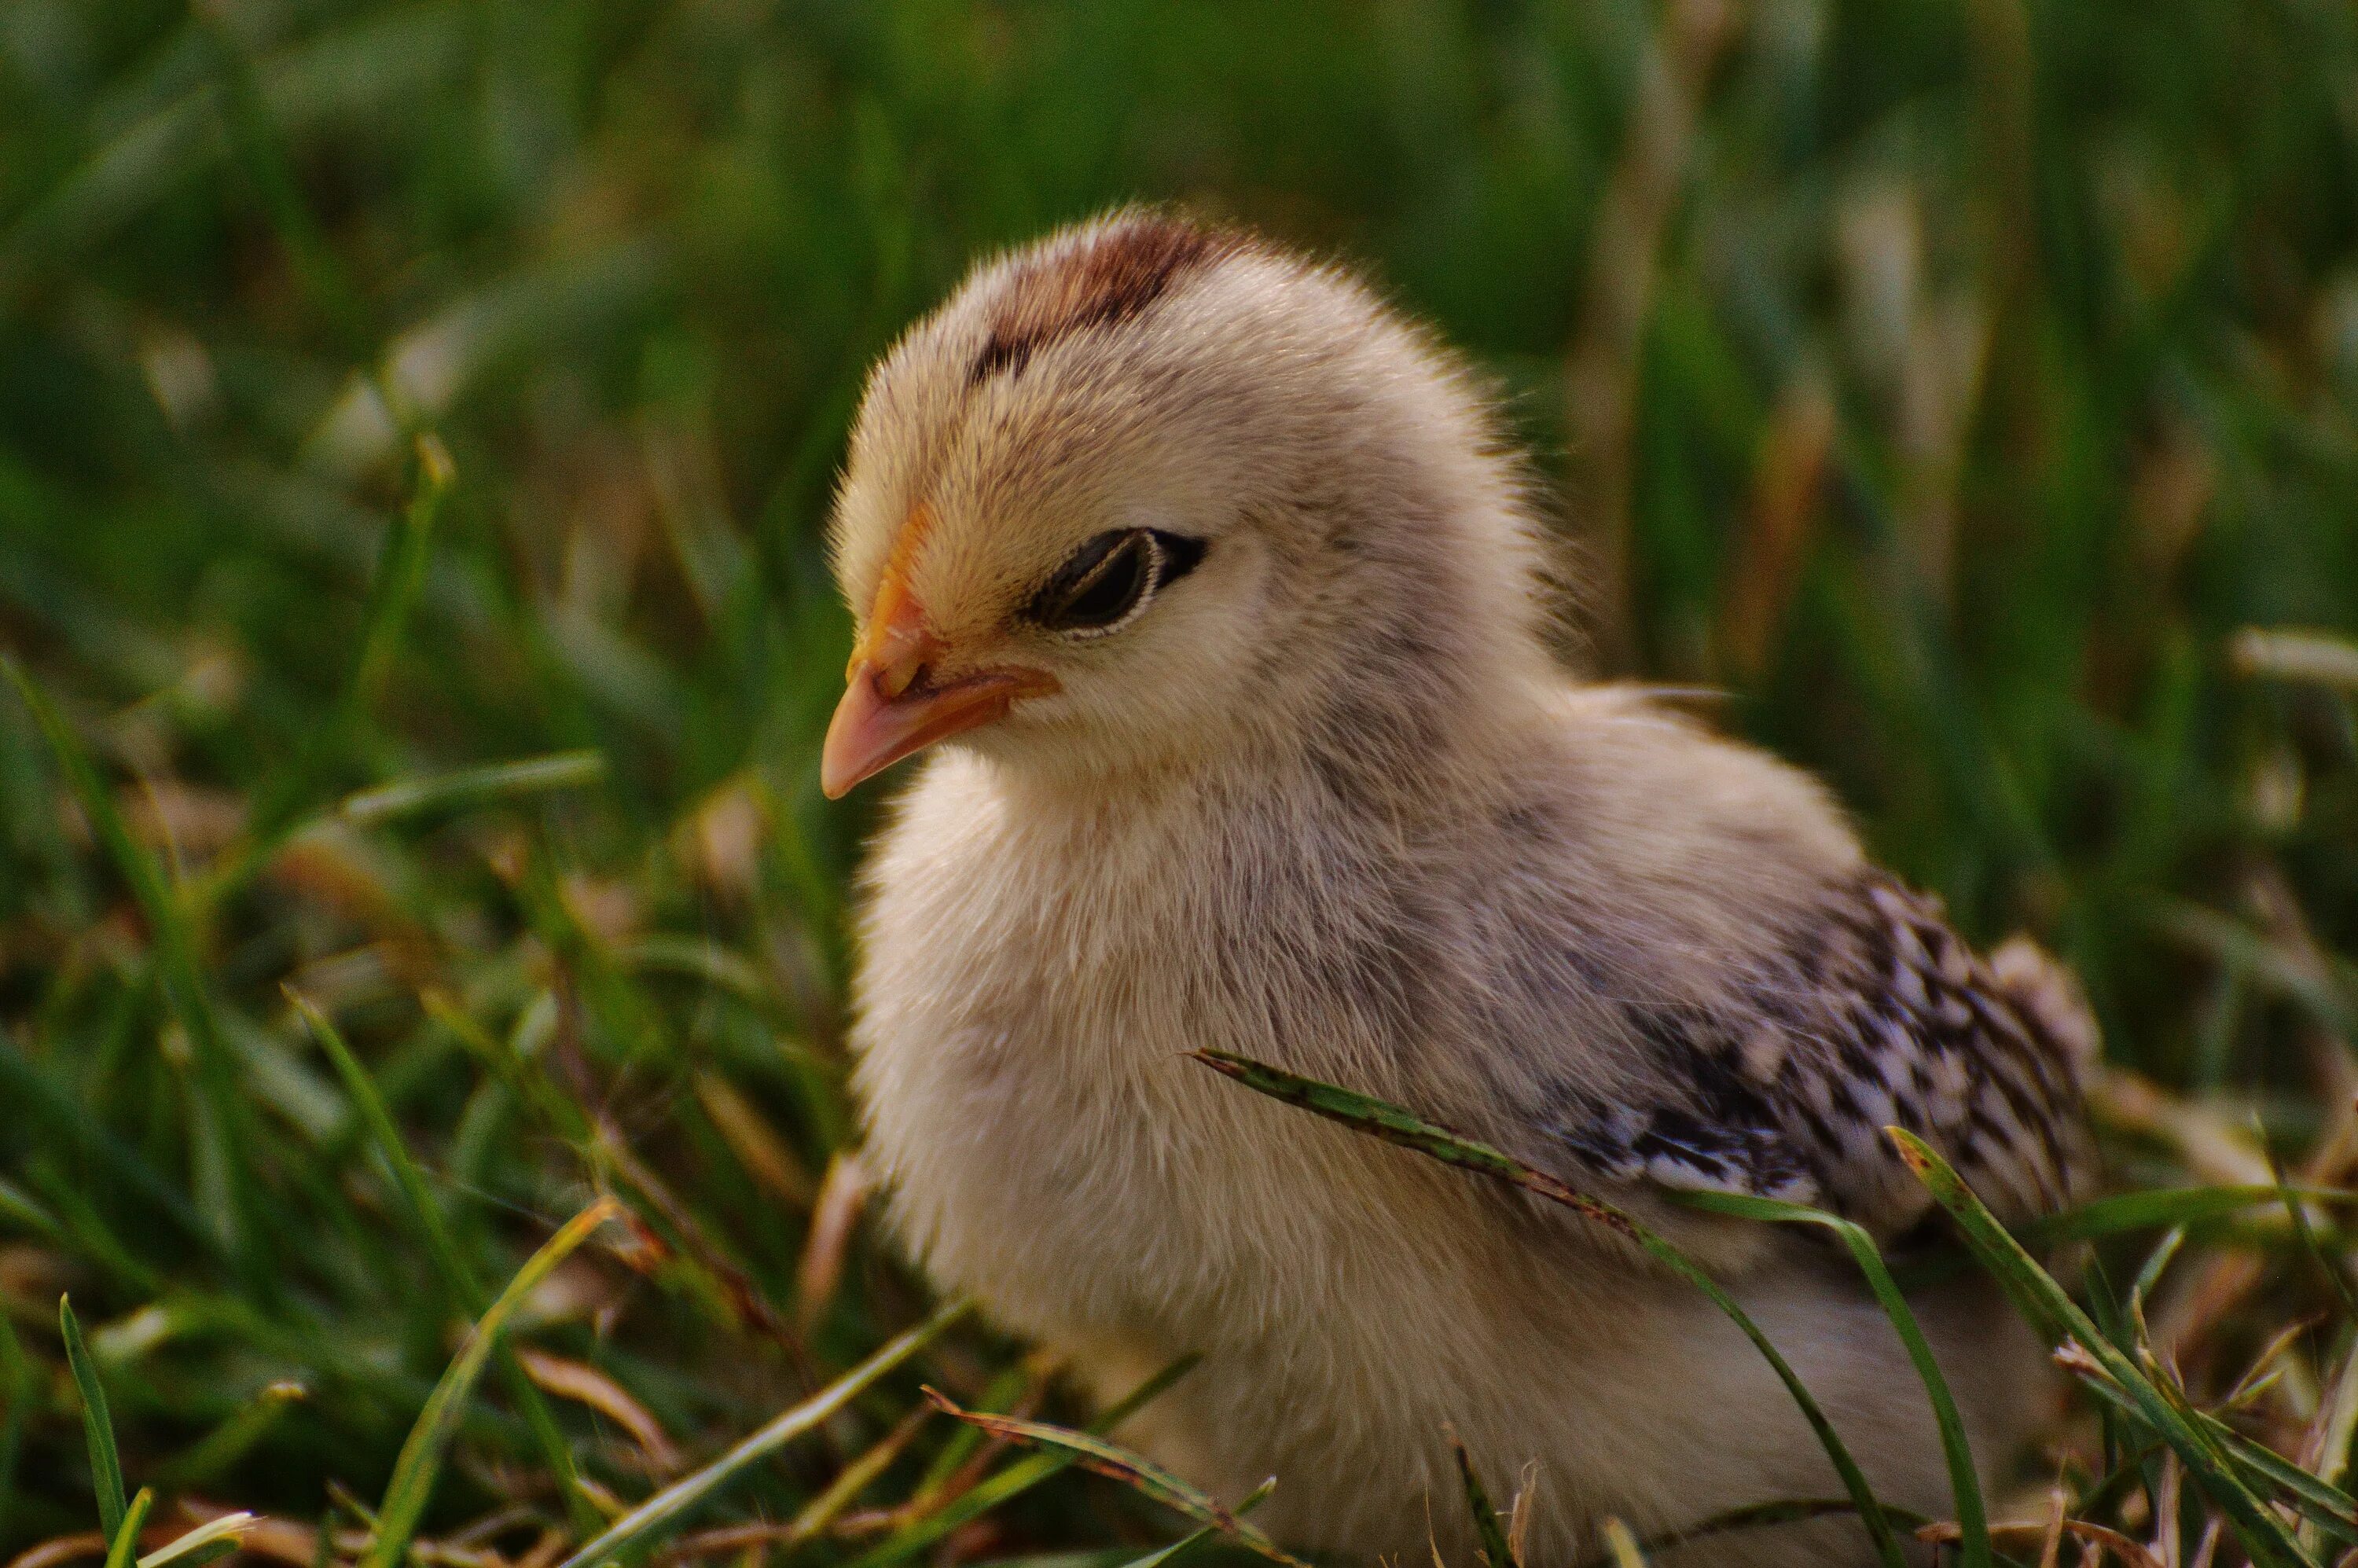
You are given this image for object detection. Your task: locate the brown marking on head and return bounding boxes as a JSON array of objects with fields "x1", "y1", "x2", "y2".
[{"x1": 969, "y1": 215, "x2": 1242, "y2": 384}]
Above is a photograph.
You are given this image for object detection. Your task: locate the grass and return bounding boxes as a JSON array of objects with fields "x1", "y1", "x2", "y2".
[{"x1": 2, "y1": 0, "x2": 2358, "y2": 1564}]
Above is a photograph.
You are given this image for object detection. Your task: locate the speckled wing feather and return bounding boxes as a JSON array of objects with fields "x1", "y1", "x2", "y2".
[{"x1": 1542, "y1": 870, "x2": 2096, "y2": 1236}]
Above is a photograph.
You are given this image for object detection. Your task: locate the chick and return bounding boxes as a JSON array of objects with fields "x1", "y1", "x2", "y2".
[{"x1": 820, "y1": 211, "x2": 2094, "y2": 1567}]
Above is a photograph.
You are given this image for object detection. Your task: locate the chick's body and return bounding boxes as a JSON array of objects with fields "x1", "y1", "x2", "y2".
[{"x1": 831, "y1": 215, "x2": 2091, "y2": 1566}]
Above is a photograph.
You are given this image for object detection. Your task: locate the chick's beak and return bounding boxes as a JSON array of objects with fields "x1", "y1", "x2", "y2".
[{"x1": 820, "y1": 575, "x2": 1056, "y2": 799}]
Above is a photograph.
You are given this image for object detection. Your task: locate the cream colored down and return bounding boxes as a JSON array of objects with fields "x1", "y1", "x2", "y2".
[{"x1": 832, "y1": 215, "x2": 2071, "y2": 1566}]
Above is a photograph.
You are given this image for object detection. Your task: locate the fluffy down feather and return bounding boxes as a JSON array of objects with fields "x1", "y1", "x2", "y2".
[{"x1": 830, "y1": 211, "x2": 2095, "y2": 1567}]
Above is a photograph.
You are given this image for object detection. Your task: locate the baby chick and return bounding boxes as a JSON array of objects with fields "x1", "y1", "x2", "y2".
[{"x1": 820, "y1": 211, "x2": 2094, "y2": 1566}]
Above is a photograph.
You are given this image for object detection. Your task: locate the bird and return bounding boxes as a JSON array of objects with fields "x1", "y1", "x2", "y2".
[{"x1": 817, "y1": 210, "x2": 2096, "y2": 1566}]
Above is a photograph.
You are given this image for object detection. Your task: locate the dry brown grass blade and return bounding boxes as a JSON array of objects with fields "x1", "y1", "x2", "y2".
[
  {"x1": 919, "y1": 1388, "x2": 1307, "y2": 1568},
  {"x1": 1596, "y1": 1518, "x2": 1647, "y2": 1568},
  {"x1": 1915, "y1": 1518, "x2": 2165, "y2": 1568},
  {"x1": 1561, "y1": 0, "x2": 1737, "y2": 670},
  {"x1": 512, "y1": 1531, "x2": 565, "y2": 1568},
  {"x1": 1507, "y1": 1460, "x2": 1540, "y2": 1568},
  {"x1": 2040, "y1": 1477, "x2": 2068, "y2": 1568},
  {"x1": 692, "y1": 1072, "x2": 814, "y2": 1210},
  {"x1": 797, "y1": 1151, "x2": 867, "y2": 1338},
  {"x1": 775, "y1": 1401, "x2": 932, "y2": 1547},
  {"x1": 2090, "y1": 1070, "x2": 2274, "y2": 1188},
  {"x1": 595, "y1": 1121, "x2": 806, "y2": 1360},
  {"x1": 1721, "y1": 370, "x2": 1835, "y2": 678},
  {"x1": 2232, "y1": 630, "x2": 2358, "y2": 691},
  {"x1": 516, "y1": 1347, "x2": 682, "y2": 1475},
  {"x1": 2154, "y1": 1451, "x2": 2181, "y2": 1567},
  {"x1": 186, "y1": 1511, "x2": 314, "y2": 1568},
  {"x1": 0, "y1": 1515, "x2": 237, "y2": 1568},
  {"x1": 656, "y1": 1524, "x2": 820, "y2": 1564},
  {"x1": 6, "y1": 1533, "x2": 110, "y2": 1568}
]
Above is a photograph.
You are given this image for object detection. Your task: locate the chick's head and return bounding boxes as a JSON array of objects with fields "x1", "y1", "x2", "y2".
[{"x1": 821, "y1": 211, "x2": 1553, "y2": 799}]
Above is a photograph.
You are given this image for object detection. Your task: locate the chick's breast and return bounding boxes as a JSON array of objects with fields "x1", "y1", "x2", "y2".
[{"x1": 847, "y1": 718, "x2": 2076, "y2": 1568}]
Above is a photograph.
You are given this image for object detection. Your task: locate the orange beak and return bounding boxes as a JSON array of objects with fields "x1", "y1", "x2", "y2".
[{"x1": 821, "y1": 541, "x2": 1056, "y2": 799}]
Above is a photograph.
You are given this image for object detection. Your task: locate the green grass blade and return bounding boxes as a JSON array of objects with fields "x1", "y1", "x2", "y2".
[
  {"x1": 362, "y1": 1199, "x2": 620, "y2": 1568},
  {"x1": 28, "y1": 1168, "x2": 169, "y2": 1296},
  {"x1": 2131, "y1": 1228, "x2": 2187, "y2": 1314},
  {"x1": 1192, "y1": 1049, "x2": 1908, "y2": 1568},
  {"x1": 2022, "y1": 1185, "x2": 2358, "y2": 1244},
  {"x1": 105, "y1": 1486, "x2": 153, "y2": 1568},
  {"x1": 192, "y1": 435, "x2": 458, "y2": 911},
  {"x1": 154, "y1": 1383, "x2": 305, "y2": 1493},
  {"x1": 3, "y1": 658, "x2": 178, "y2": 959},
  {"x1": 422, "y1": 991, "x2": 593, "y2": 1144},
  {"x1": 2272, "y1": 1148, "x2": 2358, "y2": 1320},
  {"x1": 553, "y1": 1297, "x2": 970, "y2": 1568},
  {"x1": 922, "y1": 1389, "x2": 1306, "y2": 1568},
  {"x1": 844, "y1": 1355, "x2": 1201, "y2": 1568},
  {"x1": 1890, "y1": 1129, "x2": 2319, "y2": 1567},
  {"x1": 2309, "y1": 1335, "x2": 2358, "y2": 1540},
  {"x1": 771, "y1": 1405, "x2": 935, "y2": 1548},
  {"x1": 2206, "y1": 1417, "x2": 2358, "y2": 1537},
  {"x1": 61, "y1": 1295, "x2": 127, "y2": 1542},
  {"x1": 3, "y1": 658, "x2": 258, "y2": 1275},
  {"x1": 2086, "y1": 1347, "x2": 2358, "y2": 1543},
  {"x1": 347, "y1": 435, "x2": 451, "y2": 712},
  {"x1": 290, "y1": 993, "x2": 600, "y2": 1537},
  {"x1": 191, "y1": 14, "x2": 373, "y2": 357},
  {"x1": 339, "y1": 751, "x2": 608, "y2": 826},
  {"x1": 0, "y1": 1313, "x2": 29, "y2": 1540},
  {"x1": 2140, "y1": 1342, "x2": 2341, "y2": 1552},
  {"x1": 1446, "y1": 1425, "x2": 1518, "y2": 1568},
  {"x1": 0, "y1": 1041, "x2": 213, "y2": 1258},
  {"x1": 0, "y1": 1175, "x2": 65, "y2": 1250},
  {"x1": 290, "y1": 993, "x2": 477, "y2": 1302},
  {"x1": 909, "y1": 1364, "x2": 1032, "y2": 1504},
  {"x1": 1116, "y1": 1479, "x2": 1276, "y2": 1568},
  {"x1": 1669, "y1": 1189, "x2": 1989, "y2": 1568},
  {"x1": 1113, "y1": 1527, "x2": 1218, "y2": 1568}
]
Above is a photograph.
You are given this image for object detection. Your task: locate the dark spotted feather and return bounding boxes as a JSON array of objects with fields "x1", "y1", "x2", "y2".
[{"x1": 1540, "y1": 869, "x2": 2095, "y2": 1236}]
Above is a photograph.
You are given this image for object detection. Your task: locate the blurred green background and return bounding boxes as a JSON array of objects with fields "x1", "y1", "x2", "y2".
[{"x1": 2, "y1": 0, "x2": 2358, "y2": 1559}]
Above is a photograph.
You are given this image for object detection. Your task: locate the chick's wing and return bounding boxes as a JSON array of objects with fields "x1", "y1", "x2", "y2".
[{"x1": 1528, "y1": 869, "x2": 2095, "y2": 1239}]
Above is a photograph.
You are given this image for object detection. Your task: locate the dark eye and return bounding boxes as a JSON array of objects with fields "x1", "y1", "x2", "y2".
[{"x1": 1028, "y1": 528, "x2": 1205, "y2": 635}]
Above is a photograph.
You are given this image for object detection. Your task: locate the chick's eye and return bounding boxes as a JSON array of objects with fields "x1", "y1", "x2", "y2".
[{"x1": 1030, "y1": 529, "x2": 1158, "y2": 634}]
